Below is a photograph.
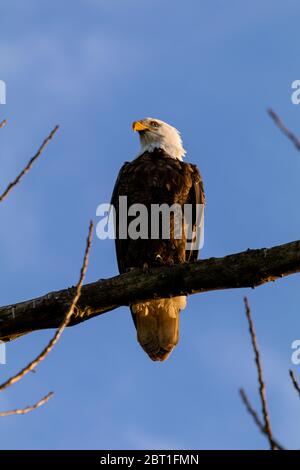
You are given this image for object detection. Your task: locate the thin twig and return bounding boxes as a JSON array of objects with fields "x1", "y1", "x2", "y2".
[
  {"x1": 268, "y1": 108, "x2": 300, "y2": 151},
  {"x1": 0, "y1": 392, "x2": 53, "y2": 417},
  {"x1": 243, "y1": 297, "x2": 275, "y2": 450},
  {"x1": 0, "y1": 125, "x2": 59, "y2": 203},
  {"x1": 0, "y1": 119, "x2": 7, "y2": 129},
  {"x1": 239, "y1": 389, "x2": 284, "y2": 450},
  {"x1": 240, "y1": 388, "x2": 264, "y2": 430},
  {"x1": 289, "y1": 370, "x2": 300, "y2": 398},
  {"x1": 0, "y1": 221, "x2": 93, "y2": 393}
]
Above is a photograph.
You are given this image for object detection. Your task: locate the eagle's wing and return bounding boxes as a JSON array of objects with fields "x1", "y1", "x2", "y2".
[
  {"x1": 110, "y1": 162, "x2": 130, "y2": 274},
  {"x1": 185, "y1": 164, "x2": 205, "y2": 263}
]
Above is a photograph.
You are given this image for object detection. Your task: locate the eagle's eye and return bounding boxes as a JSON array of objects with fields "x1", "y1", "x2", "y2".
[{"x1": 150, "y1": 121, "x2": 159, "y2": 128}]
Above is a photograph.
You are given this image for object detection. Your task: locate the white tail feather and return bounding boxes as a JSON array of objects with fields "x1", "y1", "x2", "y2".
[{"x1": 131, "y1": 296, "x2": 186, "y2": 361}]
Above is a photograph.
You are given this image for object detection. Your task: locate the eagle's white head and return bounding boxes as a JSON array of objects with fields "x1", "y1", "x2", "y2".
[{"x1": 132, "y1": 117, "x2": 186, "y2": 161}]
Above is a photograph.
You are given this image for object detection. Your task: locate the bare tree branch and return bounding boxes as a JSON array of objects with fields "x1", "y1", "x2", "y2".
[
  {"x1": 0, "y1": 221, "x2": 93, "y2": 393},
  {"x1": 0, "y1": 221, "x2": 93, "y2": 417},
  {"x1": 239, "y1": 388, "x2": 284, "y2": 450},
  {"x1": 243, "y1": 297, "x2": 275, "y2": 450},
  {"x1": 0, "y1": 239, "x2": 300, "y2": 342},
  {"x1": 0, "y1": 392, "x2": 53, "y2": 417},
  {"x1": 0, "y1": 125, "x2": 59, "y2": 203},
  {"x1": 0, "y1": 122, "x2": 62, "y2": 417},
  {"x1": 0, "y1": 119, "x2": 7, "y2": 129},
  {"x1": 289, "y1": 370, "x2": 300, "y2": 398},
  {"x1": 268, "y1": 108, "x2": 300, "y2": 151}
]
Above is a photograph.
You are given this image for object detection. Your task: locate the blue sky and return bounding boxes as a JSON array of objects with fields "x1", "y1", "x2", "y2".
[{"x1": 0, "y1": 0, "x2": 300, "y2": 450}]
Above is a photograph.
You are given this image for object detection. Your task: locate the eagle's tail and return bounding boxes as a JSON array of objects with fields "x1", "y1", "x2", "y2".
[{"x1": 131, "y1": 297, "x2": 186, "y2": 361}]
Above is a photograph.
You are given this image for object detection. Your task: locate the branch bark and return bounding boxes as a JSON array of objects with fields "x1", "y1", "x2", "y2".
[{"x1": 0, "y1": 239, "x2": 299, "y2": 342}]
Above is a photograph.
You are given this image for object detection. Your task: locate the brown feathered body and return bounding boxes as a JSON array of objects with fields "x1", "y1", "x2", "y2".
[{"x1": 111, "y1": 149, "x2": 204, "y2": 361}]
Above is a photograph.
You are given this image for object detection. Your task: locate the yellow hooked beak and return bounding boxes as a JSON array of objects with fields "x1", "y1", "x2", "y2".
[{"x1": 132, "y1": 120, "x2": 149, "y2": 132}]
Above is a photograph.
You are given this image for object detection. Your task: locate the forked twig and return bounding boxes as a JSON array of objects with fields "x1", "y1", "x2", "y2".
[
  {"x1": 0, "y1": 125, "x2": 59, "y2": 203},
  {"x1": 268, "y1": 108, "x2": 300, "y2": 151},
  {"x1": 241, "y1": 297, "x2": 276, "y2": 450}
]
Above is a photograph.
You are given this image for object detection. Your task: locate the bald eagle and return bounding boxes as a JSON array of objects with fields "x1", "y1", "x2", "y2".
[{"x1": 111, "y1": 118, "x2": 205, "y2": 361}]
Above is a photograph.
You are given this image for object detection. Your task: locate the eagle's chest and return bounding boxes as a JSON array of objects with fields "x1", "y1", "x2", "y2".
[{"x1": 121, "y1": 156, "x2": 192, "y2": 206}]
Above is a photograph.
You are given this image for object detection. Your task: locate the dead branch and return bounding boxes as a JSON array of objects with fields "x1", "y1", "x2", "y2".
[
  {"x1": 289, "y1": 370, "x2": 300, "y2": 398},
  {"x1": 0, "y1": 392, "x2": 53, "y2": 417},
  {"x1": 0, "y1": 239, "x2": 300, "y2": 342},
  {"x1": 242, "y1": 297, "x2": 275, "y2": 450},
  {"x1": 268, "y1": 108, "x2": 300, "y2": 151},
  {"x1": 0, "y1": 125, "x2": 59, "y2": 203}
]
